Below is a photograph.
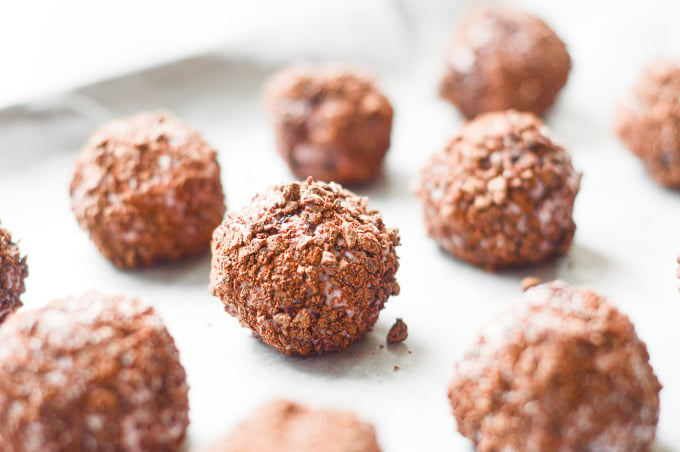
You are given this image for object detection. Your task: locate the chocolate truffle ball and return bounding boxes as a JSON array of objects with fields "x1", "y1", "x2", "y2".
[
  {"x1": 448, "y1": 281, "x2": 661, "y2": 451},
  {"x1": 439, "y1": 6, "x2": 571, "y2": 118},
  {"x1": 210, "y1": 400, "x2": 382, "y2": 452},
  {"x1": 264, "y1": 65, "x2": 393, "y2": 185},
  {"x1": 416, "y1": 110, "x2": 581, "y2": 270},
  {"x1": 616, "y1": 60, "x2": 680, "y2": 187},
  {"x1": 0, "y1": 224, "x2": 27, "y2": 324},
  {"x1": 70, "y1": 111, "x2": 226, "y2": 268},
  {"x1": 210, "y1": 178, "x2": 400, "y2": 356},
  {"x1": 0, "y1": 292, "x2": 189, "y2": 451}
]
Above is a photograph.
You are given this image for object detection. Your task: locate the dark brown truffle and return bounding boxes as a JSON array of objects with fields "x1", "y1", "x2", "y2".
[
  {"x1": 416, "y1": 110, "x2": 581, "y2": 270},
  {"x1": 70, "y1": 111, "x2": 226, "y2": 268},
  {"x1": 386, "y1": 318, "x2": 408, "y2": 344},
  {"x1": 616, "y1": 59, "x2": 680, "y2": 187},
  {"x1": 0, "y1": 292, "x2": 189, "y2": 452},
  {"x1": 264, "y1": 65, "x2": 393, "y2": 185},
  {"x1": 210, "y1": 178, "x2": 400, "y2": 356},
  {"x1": 209, "y1": 400, "x2": 382, "y2": 452},
  {"x1": 439, "y1": 6, "x2": 571, "y2": 119},
  {"x1": 448, "y1": 281, "x2": 661, "y2": 451},
  {"x1": 0, "y1": 224, "x2": 27, "y2": 324}
]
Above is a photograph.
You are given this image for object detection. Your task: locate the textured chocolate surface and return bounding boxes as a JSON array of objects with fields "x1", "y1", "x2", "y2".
[
  {"x1": 264, "y1": 65, "x2": 393, "y2": 185},
  {"x1": 439, "y1": 6, "x2": 571, "y2": 118},
  {"x1": 210, "y1": 400, "x2": 382, "y2": 452},
  {"x1": 0, "y1": 225, "x2": 27, "y2": 324},
  {"x1": 448, "y1": 281, "x2": 661, "y2": 452},
  {"x1": 416, "y1": 110, "x2": 581, "y2": 270},
  {"x1": 386, "y1": 318, "x2": 408, "y2": 344},
  {"x1": 0, "y1": 293, "x2": 189, "y2": 451},
  {"x1": 617, "y1": 59, "x2": 680, "y2": 187},
  {"x1": 210, "y1": 178, "x2": 400, "y2": 355},
  {"x1": 70, "y1": 111, "x2": 226, "y2": 268}
]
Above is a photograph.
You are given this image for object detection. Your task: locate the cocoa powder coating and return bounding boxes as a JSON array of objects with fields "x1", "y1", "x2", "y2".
[
  {"x1": 416, "y1": 110, "x2": 581, "y2": 270},
  {"x1": 448, "y1": 281, "x2": 661, "y2": 451},
  {"x1": 209, "y1": 400, "x2": 382, "y2": 452},
  {"x1": 210, "y1": 178, "x2": 400, "y2": 356},
  {"x1": 617, "y1": 59, "x2": 680, "y2": 187},
  {"x1": 0, "y1": 292, "x2": 190, "y2": 451},
  {"x1": 70, "y1": 111, "x2": 226, "y2": 268},
  {"x1": 439, "y1": 6, "x2": 571, "y2": 119},
  {"x1": 264, "y1": 65, "x2": 393, "y2": 185},
  {"x1": 0, "y1": 225, "x2": 27, "y2": 324}
]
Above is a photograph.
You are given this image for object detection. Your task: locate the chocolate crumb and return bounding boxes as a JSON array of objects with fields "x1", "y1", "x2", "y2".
[
  {"x1": 387, "y1": 318, "x2": 408, "y2": 344},
  {"x1": 521, "y1": 276, "x2": 541, "y2": 291}
]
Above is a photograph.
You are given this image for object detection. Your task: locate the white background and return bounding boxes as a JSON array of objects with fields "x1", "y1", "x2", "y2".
[{"x1": 1, "y1": 0, "x2": 679, "y2": 450}]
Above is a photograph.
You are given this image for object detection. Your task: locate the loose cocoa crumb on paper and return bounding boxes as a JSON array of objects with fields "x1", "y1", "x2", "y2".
[{"x1": 387, "y1": 318, "x2": 408, "y2": 344}]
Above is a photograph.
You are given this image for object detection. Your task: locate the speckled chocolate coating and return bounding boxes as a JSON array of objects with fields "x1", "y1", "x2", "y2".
[
  {"x1": 416, "y1": 110, "x2": 581, "y2": 270},
  {"x1": 0, "y1": 293, "x2": 189, "y2": 451},
  {"x1": 386, "y1": 318, "x2": 408, "y2": 344},
  {"x1": 264, "y1": 65, "x2": 393, "y2": 185},
  {"x1": 440, "y1": 6, "x2": 571, "y2": 118},
  {"x1": 448, "y1": 281, "x2": 661, "y2": 451},
  {"x1": 70, "y1": 111, "x2": 226, "y2": 268},
  {"x1": 210, "y1": 400, "x2": 382, "y2": 452},
  {"x1": 0, "y1": 225, "x2": 27, "y2": 324},
  {"x1": 210, "y1": 178, "x2": 400, "y2": 356},
  {"x1": 617, "y1": 60, "x2": 680, "y2": 187}
]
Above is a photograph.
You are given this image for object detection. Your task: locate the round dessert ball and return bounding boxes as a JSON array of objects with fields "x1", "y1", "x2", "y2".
[
  {"x1": 0, "y1": 292, "x2": 189, "y2": 451},
  {"x1": 416, "y1": 110, "x2": 581, "y2": 270},
  {"x1": 69, "y1": 111, "x2": 226, "y2": 268},
  {"x1": 448, "y1": 281, "x2": 661, "y2": 451},
  {"x1": 209, "y1": 400, "x2": 382, "y2": 452},
  {"x1": 210, "y1": 178, "x2": 400, "y2": 356},
  {"x1": 439, "y1": 6, "x2": 571, "y2": 119},
  {"x1": 264, "y1": 65, "x2": 393, "y2": 185},
  {"x1": 616, "y1": 59, "x2": 680, "y2": 187},
  {"x1": 0, "y1": 224, "x2": 28, "y2": 324}
]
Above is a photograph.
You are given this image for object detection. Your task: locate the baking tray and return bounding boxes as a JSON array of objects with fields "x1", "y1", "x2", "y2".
[{"x1": 2, "y1": 3, "x2": 680, "y2": 450}]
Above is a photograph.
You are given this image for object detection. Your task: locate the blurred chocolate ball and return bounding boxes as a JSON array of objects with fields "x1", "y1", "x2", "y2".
[
  {"x1": 265, "y1": 65, "x2": 393, "y2": 185},
  {"x1": 440, "y1": 6, "x2": 571, "y2": 118},
  {"x1": 0, "y1": 292, "x2": 189, "y2": 451},
  {"x1": 70, "y1": 111, "x2": 226, "y2": 268}
]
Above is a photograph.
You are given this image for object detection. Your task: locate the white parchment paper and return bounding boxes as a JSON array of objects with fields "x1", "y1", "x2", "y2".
[{"x1": 1, "y1": 0, "x2": 679, "y2": 450}]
